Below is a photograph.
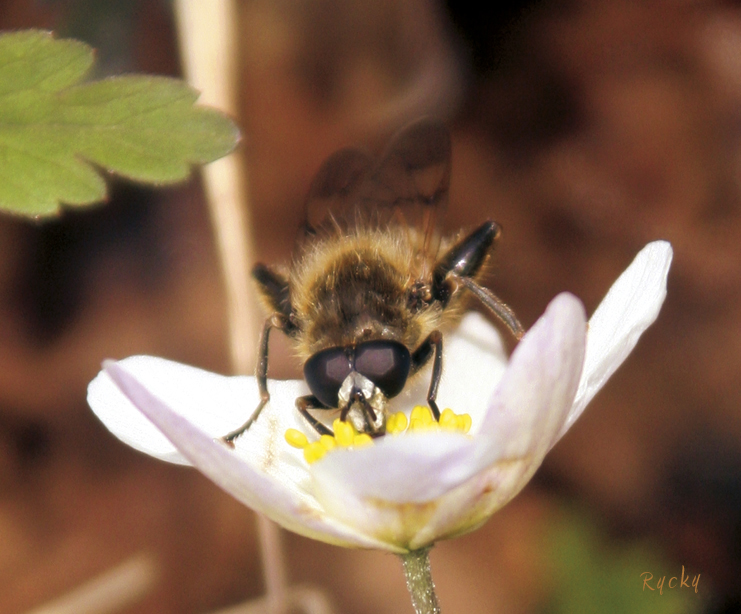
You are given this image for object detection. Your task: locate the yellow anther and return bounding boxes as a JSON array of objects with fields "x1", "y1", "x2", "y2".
[
  {"x1": 410, "y1": 405, "x2": 433, "y2": 424},
  {"x1": 353, "y1": 433, "x2": 373, "y2": 448},
  {"x1": 386, "y1": 413, "x2": 398, "y2": 433},
  {"x1": 407, "y1": 406, "x2": 472, "y2": 434},
  {"x1": 439, "y1": 408, "x2": 457, "y2": 430},
  {"x1": 303, "y1": 442, "x2": 327, "y2": 464},
  {"x1": 285, "y1": 429, "x2": 309, "y2": 449},
  {"x1": 410, "y1": 418, "x2": 435, "y2": 432},
  {"x1": 319, "y1": 434, "x2": 336, "y2": 451},
  {"x1": 395, "y1": 412, "x2": 408, "y2": 432},
  {"x1": 292, "y1": 406, "x2": 470, "y2": 466},
  {"x1": 333, "y1": 419, "x2": 356, "y2": 447},
  {"x1": 387, "y1": 411, "x2": 408, "y2": 434},
  {"x1": 457, "y1": 413, "x2": 472, "y2": 433}
]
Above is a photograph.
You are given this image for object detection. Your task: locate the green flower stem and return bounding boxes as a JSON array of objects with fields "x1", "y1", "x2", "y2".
[{"x1": 400, "y1": 548, "x2": 441, "y2": 614}]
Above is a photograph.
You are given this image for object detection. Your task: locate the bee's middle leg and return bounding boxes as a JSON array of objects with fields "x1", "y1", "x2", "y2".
[{"x1": 410, "y1": 330, "x2": 443, "y2": 420}]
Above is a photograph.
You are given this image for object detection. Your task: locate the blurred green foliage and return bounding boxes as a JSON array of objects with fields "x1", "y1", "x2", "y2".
[{"x1": 541, "y1": 506, "x2": 702, "y2": 614}]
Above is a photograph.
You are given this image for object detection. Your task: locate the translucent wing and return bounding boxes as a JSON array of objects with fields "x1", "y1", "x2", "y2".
[
  {"x1": 298, "y1": 118, "x2": 451, "y2": 270},
  {"x1": 358, "y1": 118, "x2": 451, "y2": 266},
  {"x1": 300, "y1": 147, "x2": 373, "y2": 238}
]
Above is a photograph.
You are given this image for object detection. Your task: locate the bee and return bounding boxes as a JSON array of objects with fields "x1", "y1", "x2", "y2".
[{"x1": 225, "y1": 119, "x2": 523, "y2": 442}]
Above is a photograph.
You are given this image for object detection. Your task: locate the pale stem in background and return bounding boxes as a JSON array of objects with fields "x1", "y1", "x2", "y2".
[
  {"x1": 173, "y1": 2, "x2": 290, "y2": 613},
  {"x1": 173, "y1": 0, "x2": 256, "y2": 372},
  {"x1": 23, "y1": 554, "x2": 158, "y2": 614}
]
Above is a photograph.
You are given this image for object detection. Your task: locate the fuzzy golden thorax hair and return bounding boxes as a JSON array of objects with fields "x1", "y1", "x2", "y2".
[{"x1": 288, "y1": 226, "x2": 467, "y2": 359}]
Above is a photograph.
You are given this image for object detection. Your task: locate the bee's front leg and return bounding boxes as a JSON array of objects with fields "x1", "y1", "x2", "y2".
[
  {"x1": 223, "y1": 313, "x2": 288, "y2": 446},
  {"x1": 296, "y1": 395, "x2": 334, "y2": 436},
  {"x1": 410, "y1": 330, "x2": 443, "y2": 421}
]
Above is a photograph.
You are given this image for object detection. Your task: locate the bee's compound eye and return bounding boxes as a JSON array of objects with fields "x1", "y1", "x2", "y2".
[
  {"x1": 355, "y1": 340, "x2": 411, "y2": 399},
  {"x1": 303, "y1": 347, "x2": 352, "y2": 408}
]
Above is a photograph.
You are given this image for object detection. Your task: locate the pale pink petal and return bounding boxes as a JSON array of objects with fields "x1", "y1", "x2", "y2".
[
  {"x1": 408, "y1": 459, "x2": 533, "y2": 549},
  {"x1": 407, "y1": 294, "x2": 589, "y2": 547},
  {"x1": 102, "y1": 362, "x2": 404, "y2": 552},
  {"x1": 311, "y1": 294, "x2": 585, "y2": 517},
  {"x1": 479, "y1": 292, "x2": 587, "y2": 458},
  {"x1": 312, "y1": 432, "x2": 480, "y2": 503}
]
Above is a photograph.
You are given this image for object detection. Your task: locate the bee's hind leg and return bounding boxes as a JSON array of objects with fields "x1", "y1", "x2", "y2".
[
  {"x1": 410, "y1": 330, "x2": 443, "y2": 421},
  {"x1": 296, "y1": 395, "x2": 334, "y2": 436},
  {"x1": 223, "y1": 314, "x2": 287, "y2": 447}
]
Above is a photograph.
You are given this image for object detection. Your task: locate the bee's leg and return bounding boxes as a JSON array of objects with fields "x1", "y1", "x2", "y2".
[
  {"x1": 296, "y1": 395, "x2": 334, "y2": 436},
  {"x1": 451, "y1": 274, "x2": 524, "y2": 340},
  {"x1": 410, "y1": 330, "x2": 443, "y2": 421},
  {"x1": 223, "y1": 314, "x2": 287, "y2": 446}
]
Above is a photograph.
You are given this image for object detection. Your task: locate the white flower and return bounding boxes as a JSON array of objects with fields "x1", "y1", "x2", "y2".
[{"x1": 87, "y1": 241, "x2": 672, "y2": 553}]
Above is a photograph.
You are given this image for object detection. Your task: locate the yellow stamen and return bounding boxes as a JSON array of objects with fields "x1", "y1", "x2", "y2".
[
  {"x1": 410, "y1": 405, "x2": 434, "y2": 425},
  {"x1": 457, "y1": 413, "x2": 472, "y2": 433},
  {"x1": 353, "y1": 433, "x2": 373, "y2": 448},
  {"x1": 303, "y1": 441, "x2": 327, "y2": 464},
  {"x1": 439, "y1": 408, "x2": 457, "y2": 431},
  {"x1": 410, "y1": 418, "x2": 439, "y2": 432},
  {"x1": 286, "y1": 406, "x2": 471, "y2": 466},
  {"x1": 386, "y1": 413, "x2": 398, "y2": 433},
  {"x1": 285, "y1": 428, "x2": 309, "y2": 449},
  {"x1": 387, "y1": 411, "x2": 408, "y2": 434},
  {"x1": 319, "y1": 434, "x2": 336, "y2": 451},
  {"x1": 333, "y1": 419, "x2": 356, "y2": 447}
]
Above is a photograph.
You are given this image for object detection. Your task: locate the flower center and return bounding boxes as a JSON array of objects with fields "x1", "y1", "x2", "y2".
[{"x1": 284, "y1": 405, "x2": 472, "y2": 464}]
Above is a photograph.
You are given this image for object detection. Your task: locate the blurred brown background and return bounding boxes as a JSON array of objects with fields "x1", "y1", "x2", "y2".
[{"x1": 0, "y1": 1, "x2": 739, "y2": 612}]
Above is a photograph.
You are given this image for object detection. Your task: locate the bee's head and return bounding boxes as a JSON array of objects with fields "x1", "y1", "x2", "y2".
[{"x1": 303, "y1": 340, "x2": 411, "y2": 434}]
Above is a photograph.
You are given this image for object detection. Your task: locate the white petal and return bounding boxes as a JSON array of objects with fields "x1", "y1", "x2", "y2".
[
  {"x1": 88, "y1": 356, "x2": 304, "y2": 464},
  {"x1": 102, "y1": 362, "x2": 404, "y2": 552},
  {"x1": 89, "y1": 357, "x2": 333, "y2": 532},
  {"x1": 557, "y1": 241, "x2": 672, "y2": 439}
]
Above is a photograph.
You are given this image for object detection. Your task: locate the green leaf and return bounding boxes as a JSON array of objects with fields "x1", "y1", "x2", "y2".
[{"x1": 0, "y1": 30, "x2": 240, "y2": 216}]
